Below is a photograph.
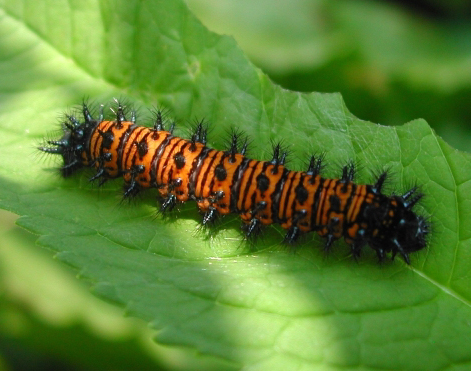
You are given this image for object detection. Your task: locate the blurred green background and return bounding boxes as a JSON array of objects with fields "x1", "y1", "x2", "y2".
[
  {"x1": 2, "y1": 0, "x2": 470, "y2": 369},
  {"x1": 188, "y1": 0, "x2": 471, "y2": 152}
]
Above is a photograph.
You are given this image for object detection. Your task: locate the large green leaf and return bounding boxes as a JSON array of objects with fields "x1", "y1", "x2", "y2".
[
  {"x1": 0, "y1": 209, "x2": 231, "y2": 370},
  {"x1": 0, "y1": 0, "x2": 470, "y2": 369}
]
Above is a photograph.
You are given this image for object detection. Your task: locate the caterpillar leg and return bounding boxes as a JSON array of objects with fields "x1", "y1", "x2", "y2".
[
  {"x1": 284, "y1": 210, "x2": 308, "y2": 244},
  {"x1": 284, "y1": 226, "x2": 300, "y2": 244},
  {"x1": 160, "y1": 194, "x2": 177, "y2": 212},
  {"x1": 202, "y1": 206, "x2": 218, "y2": 225},
  {"x1": 241, "y1": 217, "x2": 262, "y2": 240},
  {"x1": 348, "y1": 230, "x2": 367, "y2": 261},
  {"x1": 375, "y1": 247, "x2": 386, "y2": 262},
  {"x1": 240, "y1": 201, "x2": 267, "y2": 239},
  {"x1": 320, "y1": 217, "x2": 341, "y2": 252},
  {"x1": 122, "y1": 165, "x2": 145, "y2": 198}
]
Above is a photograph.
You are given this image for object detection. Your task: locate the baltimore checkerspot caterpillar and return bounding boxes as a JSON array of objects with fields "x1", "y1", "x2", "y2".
[{"x1": 39, "y1": 100, "x2": 430, "y2": 264}]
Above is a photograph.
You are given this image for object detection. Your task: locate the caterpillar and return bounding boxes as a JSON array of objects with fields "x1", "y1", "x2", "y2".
[{"x1": 39, "y1": 100, "x2": 430, "y2": 264}]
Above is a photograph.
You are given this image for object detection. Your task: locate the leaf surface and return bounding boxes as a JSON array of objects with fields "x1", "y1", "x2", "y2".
[{"x1": 0, "y1": 0, "x2": 470, "y2": 369}]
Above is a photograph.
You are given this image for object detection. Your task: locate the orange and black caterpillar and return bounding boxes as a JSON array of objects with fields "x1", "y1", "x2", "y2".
[{"x1": 40, "y1": 101, "x2": 430, "y2": 264}]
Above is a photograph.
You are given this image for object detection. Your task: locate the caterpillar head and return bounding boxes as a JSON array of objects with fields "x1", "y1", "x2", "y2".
[
  {"x1": 39, "y1": 104, "x2": 98, "y2": 177},
  {"x1": 370, "y1": 188, "x2": 430, "y2": 264}
]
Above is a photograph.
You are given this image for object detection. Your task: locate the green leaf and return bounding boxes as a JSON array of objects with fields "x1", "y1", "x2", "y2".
[
  {"x1": 0, "y1": 0, "x2": 470, "y2": 369},
  {"x1": 0, "y1": 210, "x2": 232, "y2": 370}
]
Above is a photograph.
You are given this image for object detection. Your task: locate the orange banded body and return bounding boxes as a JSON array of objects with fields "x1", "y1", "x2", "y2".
[{"x1": 40, "y1": 101, "x2": 429, "y2": 264}]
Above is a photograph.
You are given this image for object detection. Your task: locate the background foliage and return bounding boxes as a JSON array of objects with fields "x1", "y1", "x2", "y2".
[
  {"x1": 188, "y1": 0, "x2": 471, "y2": 152},
  {"x1": 0, "y1": 0, "x2": 470, "y2": 370}
]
